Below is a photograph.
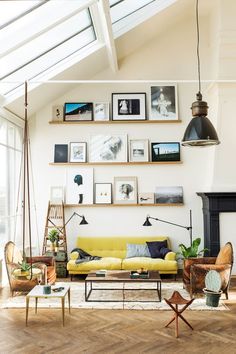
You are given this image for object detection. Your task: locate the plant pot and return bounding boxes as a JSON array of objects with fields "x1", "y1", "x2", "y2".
[
  {"x1": 203, "y1": 288, "x2": 223, "y2": 307},
  {"x1": 50, "y1": 242, "x2": 55, "y2": 252}
]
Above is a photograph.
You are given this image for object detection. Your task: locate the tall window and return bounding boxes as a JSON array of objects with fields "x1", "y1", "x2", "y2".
[{"x1": 0, "y1": 116, "x2": 22, "y2": 259}]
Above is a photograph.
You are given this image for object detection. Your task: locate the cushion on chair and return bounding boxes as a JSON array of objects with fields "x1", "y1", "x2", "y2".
[
  {"x1": 215, "y1": 242, "x2": 233, "y2": 265},
  {"x1": 126, "y1": 244, "x2": 150, "y2": 258}
]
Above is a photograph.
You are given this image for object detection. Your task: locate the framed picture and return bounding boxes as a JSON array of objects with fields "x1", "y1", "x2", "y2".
[
  {"x1": 151, "y1": 142, "x2": 180, "y2": 162},
  {"x1": 150, "y1": 85, "x2": 178, "y2": 120},
  {"x1": 50, "y1": 186, "x2": 64, "y2": 204},
  {"x1": 155, "y1": 186, "x2": 183, "y2": 204},
  {"x1": 95, "y1": 183, "x2": 112, "y2": 204},
  {"x1": 94, "y1": 102, "x2": 109, "y2": 121},
  {"x1": 64, "y1": 103, "x2": 93, "y2": 121},
  {"x1": 138, "y1": 192, "x2": 154, "y2": 204},
  {"x1": 54, "y1": 144, "x2": 68, "y2": 163},
  {"x1": 114, "y1": 176, "x2": 137, "y2": 204},
  {"x1": 112, "y1": 93, "x2": 146, "y2": 121},
  {"x1": 90, "y1": 134, "x2": 127, "y2": 162},
  {"x1": 66, "y1": 168, "x2": 94, "y2": 205},
  {"x1": 129, "y1": 139, "x2": 149, "y2": 162},
  {"x1": 69, "y1": 142, "x2": 87, "y2": 163},
  {"x1": 52, "y1": 105, "x2": 63, "y2": 122}
]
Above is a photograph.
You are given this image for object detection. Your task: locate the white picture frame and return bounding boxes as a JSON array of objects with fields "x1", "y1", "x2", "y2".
[
  {"x1": 129, "y1": 139, "x2": 149, "y2": 162},
  {"x1": 50, "y1": 186, "x2": 64, "y2": 204},
  {"x1": 94, "y1": 102, "x2": 110, "y2": 121},
  {"x1": 114, "y1": 176, "x2": 137, "y2": 204},
  {"x1": 90, "y1": 134, "x2": 127, "y2": 163},
  {"x1": 95, "y1": 183, "x2": 112, "y2": 204},
  {"x1": 52, "y1": 105, "x2": 64, "y2": 122},
  {"x1": 69, "y1": 142, "x2": 87, "y2": 163},
  {"x1": 66, "y1": 168, "x2": 94, "y2": 205},
  {"x1": 150, "y1": 85, "x2": 178, "y2": 120}
]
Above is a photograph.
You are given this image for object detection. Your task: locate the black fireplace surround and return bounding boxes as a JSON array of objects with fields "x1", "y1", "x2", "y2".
[{"x1": 197, "y1": 192, "x2": 236, "y2": 256}]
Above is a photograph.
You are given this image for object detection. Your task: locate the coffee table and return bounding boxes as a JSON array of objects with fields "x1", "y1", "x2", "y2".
[
  {"x1": 85, "y1": 270, "x2": 161, "y2": 302},
  {"x1": 25, "y1": 285, "x2": 70, "y2": 326}
]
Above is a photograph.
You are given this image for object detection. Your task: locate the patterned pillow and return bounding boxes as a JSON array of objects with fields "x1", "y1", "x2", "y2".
[{"x1": 126, "y1": 243, "x2": 151, "y2": 258}]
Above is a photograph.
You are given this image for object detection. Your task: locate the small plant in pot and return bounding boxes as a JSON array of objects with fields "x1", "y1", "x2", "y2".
[
  {"x1": 48, "y1": 228, "x2": 60, "y2": 252},
  {"x1": 203, "y1": 270, "x2": 222, "y2": 307}
]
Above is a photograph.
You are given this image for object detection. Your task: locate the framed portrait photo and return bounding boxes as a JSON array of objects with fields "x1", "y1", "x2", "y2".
[
  {"x1": 94, "y1": 102, "x2": 109, "y2": 121},
  {"x1": 64, "y1": 102, "x2": 93, "y2": 121},
  {"x1": 69, "y1": 142, "x2": 87, "y2": 163},
  {"x1": 90, "y1": 134, "x2": 127, "y2": 163},
  {"x1": 155, "y1": 186, "x2": 183, "y2": 204},
  {"x1": 50, "y1": 186, "x2": 64, "y2": 204},
  {"x1": 95, "y1": 183, "x2": 112, "y2": 204},
  {"x1": 129, "y1": 139, "x2": 149, "y2": 162},
  {"x1": 114, "y1": 176, "x2": 137, "y2": 204},
  {"x1": 151, "y1": 142, "x2": 180, "y2": 162},
  {"x1": 52, "y1": 105, "x2": 63, "y2": 122},
  {"x1": 150, "y1": 85, "x2": 178, "y2": 120},
  {"x1": 112, "y1": 93, "x2": 146, "y2": 121},
  {"x1": 66, "y1": 168, "x2": 94, "y2": 205}
]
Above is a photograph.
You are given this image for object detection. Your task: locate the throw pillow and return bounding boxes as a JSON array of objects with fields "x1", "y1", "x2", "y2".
[
  {"x1": 126, "y1": 243, "x2": 151, "y2": 258},
  {"x1": 159, "y1": 247, "x2": 171, "y2": 259},
  {"x1": 146, "y1": 240, "x2": 168, "y2": 258}
]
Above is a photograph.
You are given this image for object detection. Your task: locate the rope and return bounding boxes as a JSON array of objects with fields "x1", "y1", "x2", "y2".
[{"x1": 196, "y1": 0, "x2": 201, "y2": 94}]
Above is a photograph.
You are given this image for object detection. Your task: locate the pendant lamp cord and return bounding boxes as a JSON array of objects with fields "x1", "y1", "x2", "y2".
[{"x1": 196, "y1": 0, "x2": 201, "y2": 95}]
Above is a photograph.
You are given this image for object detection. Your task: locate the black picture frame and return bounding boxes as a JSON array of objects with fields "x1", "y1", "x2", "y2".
[
  {"x1": 54, "y1": 144, "x2": 68, "y2": 163},
  {"x1": 151, "y1": 142, "x2": 180, "y2": 162},
  {"x1": 112, "y1": 93, "x2": 146, "y2": 121},
  {"x1": 64, "y1": 102, "x2": 93, "y2": 122}
]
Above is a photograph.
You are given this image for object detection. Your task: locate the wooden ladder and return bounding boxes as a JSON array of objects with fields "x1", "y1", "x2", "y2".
[{"x1": 42, "y1": 201, "x2": 67, "y2": 255}]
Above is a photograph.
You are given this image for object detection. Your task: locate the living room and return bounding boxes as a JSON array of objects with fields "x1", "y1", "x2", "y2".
[{"x1": 1, "y1": 0, "x2": 236, "y2": 353}]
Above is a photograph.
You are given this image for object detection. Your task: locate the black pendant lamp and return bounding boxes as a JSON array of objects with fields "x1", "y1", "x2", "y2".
[{"x1": 182, "y1": 0, "x2": 220, "y2": 147}]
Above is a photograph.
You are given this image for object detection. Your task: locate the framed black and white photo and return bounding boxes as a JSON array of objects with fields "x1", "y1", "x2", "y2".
[
  {"x1": 66, "y1": 168, "x2": 94, "y2": 205},
  {"x1": 94, "y1": 102, "x2": 109, "y2": 121},
  {"x1": 64, "y1": 103, "x2": 93, "y2": 121},
  {"x1": 95, "y1": 183, "x2": 112, "y2": 204},
  {"x1": 90, "y1": 134, "x2": 127, "y2": 162},
  {"x1": 112, "y1": 93, "x2": 146, "y2": 121},
  {"x1": 151, "y1": 142, "x2": 180, "y2": 162},
  {"x1": 155, "y1": 186, "x2": 183, "y2": 204},
  {"x1": 114, "y1": 176, "x2": 137, "y2": 204},
  {"x1": 54, "y1": 144, "x2": 68, "y2": 163},
  {"x1": 129, "y1": 139, "x2": 149, "y2": 162},
  {"x1": 138, "y1": 192, "x2": 154, "y2": 204},
  {"x1": 150, "y1": 85, "x2": 178, "y2": 120},
  {"x1": 69, "y1": 142, "x2": 86, "y2": 163},
  {"x1": 50, "y1": 186, "x2": 64, "y2": 204},
  {"x1": 52, "y1": 105, "x2": 63, "y2": 122}
]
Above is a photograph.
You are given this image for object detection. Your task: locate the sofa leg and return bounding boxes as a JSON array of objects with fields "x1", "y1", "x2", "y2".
[
  {"x1": 174, "y1": 274, "x2": 177, "y2": 281},
  {"x1": 70, "y1": 275, "x2": 73, "y2": 281}
]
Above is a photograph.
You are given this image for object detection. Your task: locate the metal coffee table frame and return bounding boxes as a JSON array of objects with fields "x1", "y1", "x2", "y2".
[{"x1": 85, "y1": 270, "x2": 162, "y2": 303}]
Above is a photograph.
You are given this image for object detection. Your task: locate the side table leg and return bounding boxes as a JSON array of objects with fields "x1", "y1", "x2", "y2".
[
  {"x1": 68, "y1": 288, "x2": 71, "y2": 314},
  {"x1": 35, "y1": 297, "x2": 38, "y2": 314},
  {"x1": 61, "y1": 297, "x2": 65, "y2": 326},
  {"x1": 26, "y1": 297, "x2": 29, "y2": 326}
]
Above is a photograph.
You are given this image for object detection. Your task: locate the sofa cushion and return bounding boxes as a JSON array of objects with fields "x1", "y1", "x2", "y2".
[
  {"x1": 126, "y1": 244, "x2": 150, "y2": 258},
  {"x1": 159, "y1": 247, "x2": 171, "y2": 258},
  {"x1": 146, "y1": 240, "x2": 168, "y2": 258},
  {"x1": 67, "y1": 257, "x2": 122, "y2": 272},
  {"x1": 122, "y1": 257, "x2": 177, "y2": 272},
  {"x1": 70, "y1": 251, "x2": 79, "y2": 260}
]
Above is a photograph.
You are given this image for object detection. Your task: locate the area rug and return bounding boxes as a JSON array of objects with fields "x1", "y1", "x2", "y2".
[{"x1": 0, "y1": 282, "x2": 228, "y2": 311}]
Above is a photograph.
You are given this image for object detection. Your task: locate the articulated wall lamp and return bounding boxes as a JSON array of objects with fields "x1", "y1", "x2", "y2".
[
  {"x1": 48, "y1": 212, "x2": 88, "y2": 233},
  {"x1": 143, "y1": 210, "x2": 193, "y2": 246},
  {"x1": 182, "y1": 0, "x2": 220, "y2": 147}
]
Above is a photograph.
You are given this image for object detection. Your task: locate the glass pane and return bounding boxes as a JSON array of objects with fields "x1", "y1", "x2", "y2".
[
  {"x1": 0, "y1": 117, "x2": 7, "y2": 145},
  {"x1": 0, "y1": 0, "x2": 42, "y2": 27},
  {"x1": 110, "y1": 0, "x2": 155, "y2": 24}
]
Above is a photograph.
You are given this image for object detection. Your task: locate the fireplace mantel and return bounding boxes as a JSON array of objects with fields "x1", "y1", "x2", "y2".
[{"x1": 197, "y1": 192, "x2": 236, "y2": 256}]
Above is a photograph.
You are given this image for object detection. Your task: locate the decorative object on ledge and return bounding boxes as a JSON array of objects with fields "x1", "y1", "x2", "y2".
[
  {"x1": 112, "y1": 93, "x2": 146, "y2": 121},
  {"x1": 182, "y1": 0, "x2": 220, "y2": 147},
  {"x1": 151, "y1": 142, "x2": 180, "y2": 162},
  {"x1": 143, "y1": 209, "x2": 193, "y2": 246},
  {"x1": 150, "y1": 85, "x2": 178, "y2": 121}
]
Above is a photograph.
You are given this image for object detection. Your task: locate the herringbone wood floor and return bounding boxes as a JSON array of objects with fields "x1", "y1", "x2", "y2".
[{"x1": 1, "y1": 277, "x2": 236, "y2": 354}]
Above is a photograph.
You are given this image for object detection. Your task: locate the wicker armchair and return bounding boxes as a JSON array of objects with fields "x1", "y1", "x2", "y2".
[
  {"x1": 184, "y1": 242, "x2": 233, "y2": 299},
  {"x1": 5, "y1": 241, "x2": 56, "y2": 296}
]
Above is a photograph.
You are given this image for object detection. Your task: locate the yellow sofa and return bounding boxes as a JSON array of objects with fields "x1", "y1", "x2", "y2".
[{"x1": 67, "y1": 236, "x2": 177, "y2": 277}]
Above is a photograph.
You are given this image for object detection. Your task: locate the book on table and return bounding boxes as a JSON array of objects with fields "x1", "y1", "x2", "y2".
[
  {"x1": 130, "y1": 270, "x2": 149, "y2": 279},
  {"x1": 96, "y1": 270, "x2": 107, "y2": 277}
]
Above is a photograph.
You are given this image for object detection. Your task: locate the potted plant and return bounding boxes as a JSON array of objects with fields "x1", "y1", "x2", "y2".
[
  {"x1": 48, "y1": 228, "x2": 60, "y2": 252},
  {"x1": 203, "y1": 270, "x2": 222, "y2": 307}
]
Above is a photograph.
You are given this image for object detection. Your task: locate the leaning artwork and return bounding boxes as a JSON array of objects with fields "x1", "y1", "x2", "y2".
[{"x1": 66, "y1": 168, "x2": 94, "y2": 205}]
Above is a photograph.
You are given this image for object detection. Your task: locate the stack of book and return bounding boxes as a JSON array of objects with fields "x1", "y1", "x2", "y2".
[{"x1": 96, "y1": 270, "x2": 107, "y2": 277}]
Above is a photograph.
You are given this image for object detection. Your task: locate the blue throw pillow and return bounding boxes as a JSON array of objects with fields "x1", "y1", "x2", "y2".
[
  {"x1": 126, "y1": 243, "x2": 151, "y2": 258},
  {"x1": 159, "y1": 247, "x2": 171, "y2": 259},
  {"x1": 146, "y1": 240, "x2": 168, "y2": 258}
]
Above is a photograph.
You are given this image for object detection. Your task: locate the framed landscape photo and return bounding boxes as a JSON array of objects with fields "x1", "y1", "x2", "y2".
[
  {"x1": 129, "y1": 139, "x2": 149, "y2": 162},
  {"x1": 69, "y1": 142, "x2": 86, "y2": 163},
  {"x1": 52, "y1": 105, "x2": 63, "y2": 122},
  {"x1": 54, "y1": 144, "x2": 68, "y2": 163},
  {"x1": 90, "y1": 134, "x2": 127, "y2": 163},
  {"x1": 94, "y1": 102, "x2": 109, "y2": 121},
  {"x1": 114, "y1": 176, "x2": 137, "y2": 204},
  {"x1": 112, "y1": 93, "x2": 146, "y2": 121},
  {"x1": 50, "y1": 186, "x2": 64, "y2": 204},
  {"x1": 64, "y1": 103, "x2": 93, "y2": 121},
  {"x1": 66, "y1": 168, "x2": 94, "y2": 205},
  {"x1": 150, "y1": 85, "x2": 178, "y2": 120},
  {"x1": 155, "y1": 186, "x2": 183, "y2": 204},
  {"x1": 95, "y1": 183, "x2": 112, "y2": 204},
  {"x1": 151, "y1": 142, "x2": 180, "y2": 162}
]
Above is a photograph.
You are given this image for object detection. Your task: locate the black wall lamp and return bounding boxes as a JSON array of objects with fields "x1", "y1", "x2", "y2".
[
  {"x1": 48, "y1": 212, "x2": 88, "y2": 233},
  {"x1": 182, "y1": 0, "x2": 220, "y2": 147},
  {"x1": 143, "y1": 210, "x2": 193, "y2": 246}
]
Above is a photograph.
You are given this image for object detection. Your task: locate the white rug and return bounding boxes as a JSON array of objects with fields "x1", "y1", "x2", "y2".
[{"x1": 0, "y1": 282, "x2": 228, "y2": 311}]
